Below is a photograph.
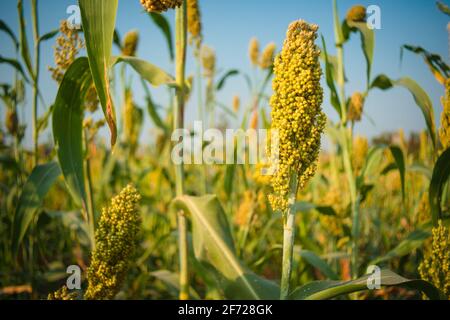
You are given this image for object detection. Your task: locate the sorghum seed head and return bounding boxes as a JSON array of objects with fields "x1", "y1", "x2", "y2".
[
  {"x1": 249, "y1": 37, "x2": 260, "y2": 67},
  {"x1": 440, "y1": 78, "x2": 450, "y2": 150},
  {"x1": 268, "y1": 20, "x2": 326, "y2": 213},
  {"x1": 140, "y1": 0, "x2": 182, "y2": 13},
  {"x1": 348, "y1": 92, "x2": 365, "y2": 122},
  {"x1": 84, "y1": 185, "x2": 141, "y2": 300},
  {"x1": 419, "y1": 220, "x2": 450, "y2": 299},
  {"x1": 201, "y1": 45, "x2": 216, "y2": 78},
  {"x1": 352, "y1": 135, "x2": 368, "y2": 174},
  {"x1": 187, "y1": 0, "x2": 202, "y2": 49},
  {"x1": 49, "y1": 20, "x2": 84, "y2": 83},
  {"x1": 122, "y1": 30, "x2": 139, "y2": 57},
  {"x1": 259, "y1": 42, "x2": 276, "y2": 69},
  {"x1": 48, "y1": 286, "x2": 77, "y2": 300},
  {"x1": 346, "y1": 5, "x2": 367, "y2": 22}
]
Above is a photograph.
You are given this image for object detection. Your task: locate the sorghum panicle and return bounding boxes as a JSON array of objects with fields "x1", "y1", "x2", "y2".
[
  {"x1": 419, "y1": 220, "x2": 450, "y2": 299},
  {"x1": 201, "y1": 45, "x2": 216, "y2": 78},
  {"x1": 249, "y1": 37, "x2": 260, "y2": 67},
  {"x1": 352, "y1": 135, "x2": 368, "y2": 174},
  {"x1": 47, "y1": 286, "x2": 77, "y2": 300},
  {"x1": 259, "y1": 43, "x2": 276, "y2": 69},
  {"x1": 346, "y1": 5, "x2": 367, "y2": 22},
  {"x1": 440, "y1": 78, "x2": 450, "y2": 150},
  {"x1": 187, "y1": 0, "x2": 202, "y2": 49},
  {"x1": 122, "y1": 30, "x2": 139, "y2": 57},
  {"x1": 84, "y1": 185, "x2": 141, "y2": 300},
  {"x1": 232, "y1": 95, "x2": 240, "y2": 112},
  {"x1": 49, "y1": 20, "x2": 84, "y2": 83},
  {"x1": 268, "y1": 20, "x2": 326, "y2": 213},
  {"x1": 140, "y1": 0, "x2": 182, "y2": 13},
  {"x1": 348, "y1": 92, "x2": 365, "y2": 122}
]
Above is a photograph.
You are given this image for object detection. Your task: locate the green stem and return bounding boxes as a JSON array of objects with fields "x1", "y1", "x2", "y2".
[
  {"x1": 175, "y1": 1, "x2": 189, "y2": 301},
  {"x1": 84, "y1": 128, "x2": 96, "y2": 251},
  {"x1": 31, "y1": 0, "x2": 40, "y2": 167},
  {"x1": 280, "y1": 175, "x2": 298, "y2": 300}
]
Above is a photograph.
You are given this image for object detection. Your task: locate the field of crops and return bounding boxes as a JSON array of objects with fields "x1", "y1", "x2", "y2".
[{"x1": 0, "y1": 0, "x2": 449, "y2": 301}]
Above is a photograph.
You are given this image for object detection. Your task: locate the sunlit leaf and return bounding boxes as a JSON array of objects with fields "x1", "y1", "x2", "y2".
[{"x1": 429, "y1": 147, "x2": 450, "y2": 226}]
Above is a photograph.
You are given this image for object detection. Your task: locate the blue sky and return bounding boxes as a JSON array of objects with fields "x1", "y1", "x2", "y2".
[{"x1": 0, "y1": 0, "x2": 449, "y2": 148}]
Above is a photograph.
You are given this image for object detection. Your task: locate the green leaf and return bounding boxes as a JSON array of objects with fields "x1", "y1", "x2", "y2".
[
  {"x1": 429, "y1": 147, "x2": 450, "y2": 226},
  {"x1": 171, "y1": 195, "x2": 280, "y2": 300},
  {"x1": 321, "y1": 36, "x2": 341, "y2": 117},
  {"x1": 293, "y1": 201, "x2": 337, "y2": 217},
  {"x1": 290, "y1": 269, "x2": 443, "y2": 300},
  {"x1": 296, "y1": 249, "x2": 340, "y2": 280},
  {"x1": 151, "y1": 270, "x2": 201, "y2": 300},
  {"x1": 371, "y1": 75, "x2": 437, "y2": 151},
  {"x1": 112, "y1": 56, "x2": 175, "y2": 87},
  {"x1": 401, "y1": 45, "x2": 449, "y2": 85},
  {"x1": 389, "y1": 145, "x2": 406, "y2": 201},
  {"x1": 53, "y1": 57, "x2": 92, "y2": 208},
  {"x1": 113, "y1": 29, "x2": 122, "y2": 51},
  {"x1": 0, "y1": 19, "x2": 19, "y2": 49},
  {"x1": 224, "y1": 164, "x2": 236, "y2": 199},
  {"x1": 437, "y1": 1, "x2": 450, "y2": 16},
  {"x1": 370, "y1": 229, "x2": 431, "y2": 265},
  {"x1": 0, "y1": 55, "x2": 29, "y2": 83},
  {"x1": 12, "y1": 162, "x2": 61, "y2": 257},
  {"x1": 148, "y1": 12, "x2": 174, "y2": 61},
  {"x1": 17, "y1": 0, "x2": 34, "y2": 79},
  {"x1": 347, "y1": 21, "x2": 375, "y2": 88},
  {"x1": 216, "y1": 70, "x2": 239, "y2": 91},
  {"x1": 79, "y1": 0, "x2": 118, "y2": 147},
  {"x1": 39, "y1": 29, "x2": 59, "y2": 43}
]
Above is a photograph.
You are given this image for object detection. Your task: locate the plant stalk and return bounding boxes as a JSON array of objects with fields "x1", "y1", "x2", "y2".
[
  {"x1": 31, "y1": 0, "x2": 40, "y2": 167},
  {"x1": 175, "y1": 1, "x2": 189, "y2": 301},
  {"x1": 280, "y1": 175, "x2": 298, "y2": 300},
  {"x1": 84, "y1": 128, "x2": 96, "y2": 251}
]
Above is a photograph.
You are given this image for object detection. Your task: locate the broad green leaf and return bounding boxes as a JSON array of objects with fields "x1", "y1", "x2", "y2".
[
  {"x1": 53, "y1": 57, "x2": 92, "y2": 208},
  {"x1": 151, "y1": 270, "x2": 201, "y2": 300},
  {"x1": 12, "y1": 162, "x2": 61, "y2": 257},
  {"x1": 370, "y1": 229, "x2": 431, "y2": 265},
  {"x1": 389, "y1": 145, "x2": 406, "y2": 201},
  {"x1": 111, "y1": 56, "x2": 175, "y2": 87},
  {"x1": 321, "y1": 36, "x2": 341, "y2": 117},
  {"x1": 347, "y1": 21, "x2": 374, "y2": 88},
  {"x1": 17, "y1": 0, "x2": 34, "y2": 79},
  {"x1": 296, "y1": 249, "x2": 340, "y2": 280},
  {"x1": 171, "y1": 195, "x2": 280, "y2": 300},
  {"x1": 148, "y1": 12, "x2": 174, "y2": 61},
  {"x1": 290, "y1": 269, "x2": 443, "y2": 300},
  {"x1": 79, "y1": 0, "x2": 118, "y2": 147},
  {"x1": 0, "y1": 19, "x2": 19, "y2": 49},
  {"x1": 216, "y1": 70, "x2": 239, "y2": 91},
  {"x1": 371, "y1": 75, "x2": 437, "y2": 151},
  {"x1": 429, "y1": 147, "x2": 450, "y2": 226}
]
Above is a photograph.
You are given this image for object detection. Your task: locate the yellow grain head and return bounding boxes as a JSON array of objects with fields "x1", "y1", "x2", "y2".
[
  {"x1": 49, "y1": 20, "x2": 84, "y2": 83},
  {"x1": 259, "y1": 42, "x2": 276, "y2": 69},
  {"x1": 268, "y1": 20, "x2": 326, "y2": 213},
  {"x1": 201, "y1": 45, "x2": 216, "y2": 78},
  {"x1": 249, "y1": 109, "x2": 259, "y2": 129},
  {"x1": 249, "y1": 37, "x2": 260, "y2": 67},
  {"x1": 352, "y1": 135, "x2": 368, "y2": 174},
  {"x1": 440, "y1": 78, "x2": 450, "y2": 150},
  {"x1": 48, "y1": 286, "x2": 77, "y2": 300},
  {"x1": 235, "y1": 191, "x2": 254, "y2": 227},
  {"x1": 346, "y1": 5, "x2": 367, "y2": 22},
  {"x1": 418, "y1": 220, "x2": 450, "y2": 299},
  {"x1": 187, "y1": 0, "x2": 202, "y2": 49},
  {"x1": 85, "y1": 185, "x2": 141, "y2": 300},
  {"x1": 122, "y1": 30, "x2": 139, "y2": 57},
  {"x1": 348, "y1": 92, "x2": 365, "y2": 122},
  {"x1": 140, "y1": 0, "x2": 182, "y2": 13}
]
